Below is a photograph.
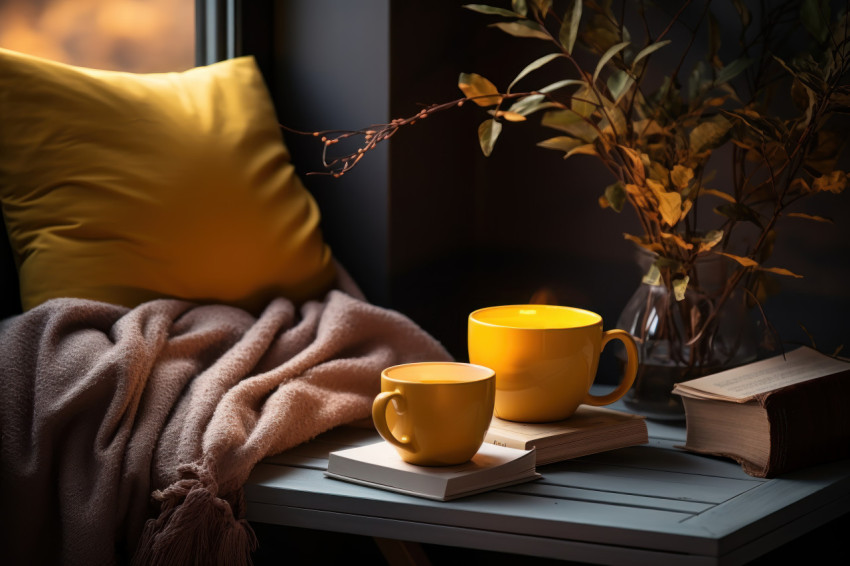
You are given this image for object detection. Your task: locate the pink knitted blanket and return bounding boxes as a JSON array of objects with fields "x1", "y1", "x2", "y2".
[{"x1": 0, "y1": 284, "x2": 451, "y2": 565}]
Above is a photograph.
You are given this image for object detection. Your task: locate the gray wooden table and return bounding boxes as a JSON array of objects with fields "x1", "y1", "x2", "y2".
[{"x1": 245, "y1": 397, "x2": 850, "y2": 565}]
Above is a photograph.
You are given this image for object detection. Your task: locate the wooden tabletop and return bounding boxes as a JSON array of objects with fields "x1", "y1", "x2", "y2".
[{"x1": 245, "y1": 403, "x2": 850, "y2": 565}]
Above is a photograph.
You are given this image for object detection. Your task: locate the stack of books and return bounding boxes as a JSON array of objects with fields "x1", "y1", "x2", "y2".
[
  {"x1": 326, "y1": 405, "x2": 649, "y2": 500},
  {"x1": 483, "y1": 405, "x2": 648, "y2": 465},
  {"x1": 326, "y1": 441, "x2": 539, "y2": 501}
]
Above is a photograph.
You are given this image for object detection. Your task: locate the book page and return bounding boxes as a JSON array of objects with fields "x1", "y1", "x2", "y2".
[
  {"x1": 486, "y1": 406, "x2": 642, "y2": 442},
  {"x1": 330, "y1": 441, "x2": 529, "y2": 478},
  {"x1": 672, "y1": 346, "x2": 850, "y2": 402},
  {"x1": 324, "y1": 470, "x2": 542, "y2": 501},
  {"x1": 325, "y1": 441, "x2": 536, "y2": 500}
]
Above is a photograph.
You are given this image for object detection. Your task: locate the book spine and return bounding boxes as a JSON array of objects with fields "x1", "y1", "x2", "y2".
[
  {"x1": 760, "y1": 369, "x2": 850, "y2": 477},
  {"x1": 482, "y1": 431, "x2": 531, "y2": 450}
]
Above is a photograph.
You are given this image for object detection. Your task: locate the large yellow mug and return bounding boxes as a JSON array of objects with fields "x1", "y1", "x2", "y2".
[
  {"x1": 372, "y1": 362, "x2": 496, "y2": 466},
  {"x1": 468, "y1": 304, "x2": 638, "y2": 423}
]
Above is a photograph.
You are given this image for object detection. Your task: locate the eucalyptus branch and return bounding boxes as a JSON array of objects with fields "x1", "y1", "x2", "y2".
[{"x1": 285, "y1": 93, "x2": 533, "y2": 176}]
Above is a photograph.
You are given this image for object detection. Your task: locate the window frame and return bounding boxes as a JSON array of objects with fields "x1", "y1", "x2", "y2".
[{"x1": 195, "y1": 0, "x2": 236, "y2": 65}]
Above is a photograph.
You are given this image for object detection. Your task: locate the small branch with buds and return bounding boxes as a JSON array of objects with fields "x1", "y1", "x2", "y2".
[{"x1": 281, "y1": 92, "x2": 539, "y2": 176}]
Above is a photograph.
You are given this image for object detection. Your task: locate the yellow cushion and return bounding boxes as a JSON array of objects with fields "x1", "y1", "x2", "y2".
[{"x1": 0, "y1": 48, "x2": 335, "y2": 313}]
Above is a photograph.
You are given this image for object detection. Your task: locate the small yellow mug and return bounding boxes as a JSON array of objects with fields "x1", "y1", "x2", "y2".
[
  {"x1": 468, "y1": 304, "x2": 638, "y2": 423},
  {"x1": 372, "y1": 362, "x2": 496, "y2": 466}
]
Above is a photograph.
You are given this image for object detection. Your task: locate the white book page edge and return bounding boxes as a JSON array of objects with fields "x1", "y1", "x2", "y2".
[{"x1": 672, "y1": 346, "x2": 849, "y2": 402}]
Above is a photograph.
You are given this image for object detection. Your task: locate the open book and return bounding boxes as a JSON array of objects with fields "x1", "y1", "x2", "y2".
[
  {"x1": 326, "y1": 441, "x2": 540, "y2": 501},
  {"x1": 483, "y1": 405, "x2": 648, "y2": 465},
  {"x1": 672, "y1": 346, "x2": 850, "y2": 477}
]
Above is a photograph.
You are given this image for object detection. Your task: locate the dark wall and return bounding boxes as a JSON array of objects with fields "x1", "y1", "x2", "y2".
[
  {"x1": 270, "y1": 0, "x2": 391, "y2": 306},
  {"x1": 385, "y1": 1, "x2": 643, "y2": 365},
  {"x1": 252, "y1": 0, "x2": 850, "y2": 367}
]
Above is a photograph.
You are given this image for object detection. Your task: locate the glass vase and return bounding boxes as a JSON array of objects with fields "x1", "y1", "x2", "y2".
[{"x1": 615, "y1": 250, "x2": 759, "y2": 420}]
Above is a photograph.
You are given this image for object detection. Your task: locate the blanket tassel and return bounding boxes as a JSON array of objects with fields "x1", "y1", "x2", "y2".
[{"x1": 132, "y1": 463, "x2": 257, "y2": 566}]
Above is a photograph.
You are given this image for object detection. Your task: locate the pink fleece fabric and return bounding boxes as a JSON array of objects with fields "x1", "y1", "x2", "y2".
[{"x1": 0, "y1": 280, "x2": 452, "y2": 565}]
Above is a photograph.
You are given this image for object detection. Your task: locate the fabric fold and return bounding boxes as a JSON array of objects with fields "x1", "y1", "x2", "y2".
[{"x1": 0, "y1": 285, "x2": 452, "y2": 565}]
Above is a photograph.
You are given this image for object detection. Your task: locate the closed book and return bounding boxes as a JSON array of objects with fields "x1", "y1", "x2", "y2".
[
  {"x1": 483, "y1": 405, "x2": 648, "y2": 465},
  {"x1": 672, "y1": 346, "x2": 850, "y2": 478},
  {"x1": 325, "y1": 441, "x2": 540, "y2": 501}
]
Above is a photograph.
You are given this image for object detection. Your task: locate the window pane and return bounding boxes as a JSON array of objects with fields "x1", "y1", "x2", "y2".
[{"x1": 0, "y1": 0, "x2": 194, "y2": 72}]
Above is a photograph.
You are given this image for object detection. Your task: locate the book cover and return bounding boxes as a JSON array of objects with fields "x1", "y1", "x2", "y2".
[
  {"x1": 325, "y1": 441, "x2": 540, "y2": 501},
  {"x1": 483, "y1": 405, "x2": 648, "y2": 465},
  {"x1": 672, "y1": 346, "x2": 850, "y2": 478}
]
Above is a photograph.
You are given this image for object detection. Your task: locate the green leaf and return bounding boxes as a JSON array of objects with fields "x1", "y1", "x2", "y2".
[
  {"x1": 581, "y1": 6, "x2": 627, "y2": 54},
  {"x1": 538, "y1": 78, "x2": 585, "y2": 93},
  {"x1": 801, "y1": 0, "x2": 830, "y2": 43},
  {"x1": 786, "y1": 212, "x2": 833, "y2": 223},
  {"x1": 538, "y1": 138, "x2": 596, "y2": 160},
  {"x1": 812, "y1": 170, "x2": 848, "y2": 193},
  {"x1": 689, "y1": 115, "x2": 732, "y2": 154},
  {"x1": 633, "y1": 118, "x2": 665, "y2": 138},
  {"x1": 541, "y1": 109, "x2": 598, "y2": 142},
  {"x1": 772, "y1": 56, "x2": 823, "y2": 92},
  {"x1": 571, "y1": 85, "x2": 598, "y2": 117},
  {"x1": 478, "y1": 119, "x2": 502, "y2": 156},
  {"x1": 696, "y1": 230, "x2": 724, "y2": 253},
  {"x1": 607, "y1": 70, "x2": 633, "y2": 103},
  {"x1": 688, "y1": 60, "x2": 711, "y2": 101},
  {"x1": 791, "y1": 77, "x2": 816, "y2": 124},
  {"x1": 653, "y1": 75, "x2": 681, "y2": 115},
  {"x1": 603, "y1": 181, "x2": 626, "y2": 212},
  {"x1": 564, "y1": 144, "x2": 598, "y2": 158},
  {"x1": 559, "y1": 0, "x2": 582, "y2": 55},
  {"x1": 718, "y1": 252, "x2": 759, "y2": 268},
  {"x1": 670, "y1": 165, "x2": 694, "y2": 189},
  {"x1": 631, "y1": 40, "x2": 671, "y2": 67},
  {"x1": 618, "y1": 146, "x2": 646, "y2": 180},
  {"x1": 714, "y1": 58, "x2": 752, "y2": 85},
  {"x1": 673, "y1": 276, "x2": 690, "y2": 302},
  {"x1": 509, "y1": 94, "x2": 557, "y2": 116},
  {"x1": 463, "y1": 4, "x2": 521, "y2": 18},
  {"x1": 492, "y1": 109, "x2": 527, "y2": 122},
  {"x1": 701, "y1": 188, "x2": 736, "y2": 203},
  {"x1": 537, "y1": 135, "x2": 584, "y2": 154},
  {"x1": 714, "y1": 203, "x2": 763, "y2": 228},
  {"x1": 508, "y1": 53, "x2": 562, "y2": 92},
  {"x1": 725, "y1": 109, "x2": 766, "y2": 137},
  {"x1": 647, "y1": 179, "x2": 684, "y2": 226},
  {"x1": 759, "y1": 266, "x2": 804, "y2": 279},
  {"x1": 530, "y1": 0, "x2": 552, "y2": 17},
  {"x1": 662, "y1": 232, "x2": 695, "y2": 253},
  {"x1": 458, "y1": 72, "x2": 502, "y2": 106},
  {"x1": 598, "y1": 103, "x2": 627, "y2": 137},
  {"x1": 490, "y1": 20, "x2": 550, "y2": 40},
  {"x1": 593, "y1": 41, "x2": 630, "y2": 84},
  {"x1": 642, "y1": 263, "x2": 662, "y2": 286},
  {"x1": 512, "y1": 0, "x2": 528, "y2": 17}
]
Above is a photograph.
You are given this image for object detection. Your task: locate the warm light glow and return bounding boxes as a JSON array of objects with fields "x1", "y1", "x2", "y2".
[
  {"x1": 0, "y1": 0, "x2": 194, "y2": 72},
  {"x1": 529, "y1": 286, "x2": 559, "y2": 305}
]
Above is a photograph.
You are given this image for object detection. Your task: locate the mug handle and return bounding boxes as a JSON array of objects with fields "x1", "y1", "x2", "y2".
[
  {"x1": 371, "y1": 390, "x2": 415, "y2": 452},
  {"x1": 583, "y1": 329, "x2": 639, "y2": 407}
]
